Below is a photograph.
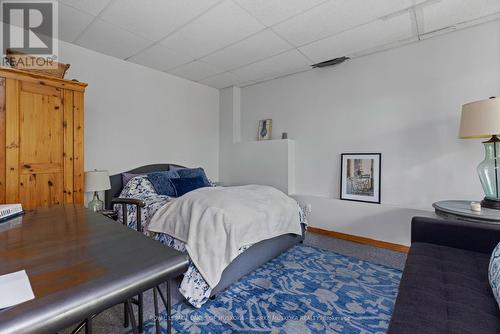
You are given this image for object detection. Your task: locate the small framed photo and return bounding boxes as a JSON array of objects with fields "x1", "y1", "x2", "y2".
[
  {"x1": 340, "y1": 153, "x2": 381, "y2": 204},
  {"x1": 257, "y1": 119, "x2": 272, "y2": 140}
]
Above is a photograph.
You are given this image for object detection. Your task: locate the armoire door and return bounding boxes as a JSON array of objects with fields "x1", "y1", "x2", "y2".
[{"x1": 5, "y1": 79, "x2": 70, "y2": 209}]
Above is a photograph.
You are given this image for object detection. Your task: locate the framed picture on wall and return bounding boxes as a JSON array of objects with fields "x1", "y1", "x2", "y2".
[
  {"x1": 340, "y1": 153, "x2": 381, "y2": 204},
  {"x1": 257, "y1": 119, "x2": 272, "y2": 140}
]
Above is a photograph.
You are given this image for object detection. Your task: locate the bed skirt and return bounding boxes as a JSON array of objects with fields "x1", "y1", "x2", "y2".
[{"x1": 168, "y1": 226, "x2": 305, "y2": 305}]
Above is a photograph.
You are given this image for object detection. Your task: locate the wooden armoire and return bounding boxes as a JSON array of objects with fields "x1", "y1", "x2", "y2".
[{"x1": 0, "y1": 67, "x2": 87, "y2": 209}]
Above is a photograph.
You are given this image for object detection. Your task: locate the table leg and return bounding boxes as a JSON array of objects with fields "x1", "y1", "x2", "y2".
[
  {"x1": 138, "y1": 293, "x2": 144, "y2": 333},
  {"x1": 124, "y1": 303, "x2": 129, "y2": 328},
  {"x1": 166, "y1": 281, "x2": 172, "y2": 334},
  {"x1": 85, "y1": 318, "x2": 92, "y2": 334},
  {"x1": 156, "y1": 281, "x2": 172, "y2": 334},
  {"x1": 153, "y1": 287, "x2": 160, "y2": 334},
  {"x1": 155, "y1": 282, "x2": 172, "y2": 334},
  {"x1": 126, "y1": 300, "x2": 139, "y2": 334}
]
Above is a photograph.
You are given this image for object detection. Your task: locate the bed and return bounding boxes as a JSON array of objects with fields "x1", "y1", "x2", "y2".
[{"x1": 104, "y1": 164, "x2": 306, "y2": 307}]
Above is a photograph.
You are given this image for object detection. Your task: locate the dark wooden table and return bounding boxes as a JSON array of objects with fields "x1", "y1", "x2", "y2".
[
  {"x1": 433, "y1": 200, "x2": 500, "y2": 223},
  {"x1": 0, "y1": 205, "x2": 189, "y2": 334}
]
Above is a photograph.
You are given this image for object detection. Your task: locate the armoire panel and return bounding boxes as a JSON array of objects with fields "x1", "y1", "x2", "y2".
[
  {"x1": 63, "y1": 90, "x2": 74, "y2": 204},
  {"x1": 19, "y1": 173, "x2": 63, "y2": 208},
  {"x1": 18, "y1": 82, "x2": 64, "y2": 208},
  {"x1": 0, "y1": 78, "x2": 5, "y2": 203},
  {"x1": 19, "y1": 85, "x2": 64, "y2": 168},
  {"x1": 5, "y1": 78, "x2": 20, "y2": 204},
  {"x1": 73, "y1": 91, "x2": 84, "y2": 205}
]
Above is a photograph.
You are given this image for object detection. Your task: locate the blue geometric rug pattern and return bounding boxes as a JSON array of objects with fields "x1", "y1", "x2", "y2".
[{"x1": 141, "y1": 244, "x2": 402, "y2": 334}]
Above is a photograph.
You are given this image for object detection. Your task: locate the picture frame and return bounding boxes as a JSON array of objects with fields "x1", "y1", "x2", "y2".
[
  {"x1": 340, "y1": 153, "x2": 381, "y2": 204},
  {"x1": 257, "y1": 119, "x2": 272, "y2": 140}
]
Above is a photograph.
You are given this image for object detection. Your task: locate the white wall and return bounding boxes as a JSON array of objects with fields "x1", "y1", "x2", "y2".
[
  {"x1": 219, "y1": 87, "x2": 295, "y2": 193},
  {"x1": 221, "y1": 21, "x2": 500, "y2": 246},
  {"x1": 223, "y1": 140, "x2": 295, "y2": 193},
  {"x1": 58, "y1": 40, "x2": 220, "y2": 180},
  {"x1": 219, "y1": 86, "x2": 240, "y2": 181}
]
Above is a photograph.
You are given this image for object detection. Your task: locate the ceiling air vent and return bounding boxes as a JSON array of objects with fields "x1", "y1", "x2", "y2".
[{"x1": 311, "y1": 56, "x2": 349, "y2": 68}]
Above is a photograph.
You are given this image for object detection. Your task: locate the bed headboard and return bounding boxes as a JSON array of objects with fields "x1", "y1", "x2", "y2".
[{"x1": 104, "y1": 163, "x2": 186, "y2": 209}]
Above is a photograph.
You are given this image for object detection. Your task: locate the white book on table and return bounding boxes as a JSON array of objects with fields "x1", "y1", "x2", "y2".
[
  {"x1": 0, "y1": 270, "x2": 35, "y2": 309},
  {"x1": 0, "y1": 204, "x2": 23, "y2": 221}
]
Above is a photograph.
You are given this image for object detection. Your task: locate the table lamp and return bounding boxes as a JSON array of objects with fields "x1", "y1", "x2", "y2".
[
  {"x1": 84, "y1": 170, "x2": 111, "y2": 212},
  {"x1": 459, "y1": 97, "x2": 500, "y2": 209}
]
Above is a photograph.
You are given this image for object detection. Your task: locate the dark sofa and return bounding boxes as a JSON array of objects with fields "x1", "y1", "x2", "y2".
[{"x1": 388, "y1": 216, "x2": 500, "y2": 334}]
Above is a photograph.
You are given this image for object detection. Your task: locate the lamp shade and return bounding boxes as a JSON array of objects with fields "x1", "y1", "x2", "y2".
[
  {"x1": 459, "y1": 97, "x2": 500, "y2": 138},
  {"x1": 84, "y1": 170, "x2": 111, "y2": 192}
]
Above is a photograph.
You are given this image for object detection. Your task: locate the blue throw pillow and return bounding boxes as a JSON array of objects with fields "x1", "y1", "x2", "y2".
[
  {"x1": 176, "y1": 167, "x2": 210, "y2": 187},
  {"x1": 489, "y1": 242, "x2": 500, "y2": 309},
  {"x1": 147, "y1": 171, "x2": 179, "y2": 196},
  {"x1": 169, "y1": 176, "x2": 209, "y2": 197}
]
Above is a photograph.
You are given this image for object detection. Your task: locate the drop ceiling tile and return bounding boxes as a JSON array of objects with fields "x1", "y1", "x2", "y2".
[
  {"x1": 300, "y1": 11, "x2": 415, "y2": 63},
  {"x1": 159, "y1": 0, "x2": 265, "y2": 59},
  {"x1": 416, "y1": 0, "x2": 500, "y2": 34},
  {"x1": 99, "y1": 0, "x2": 221, "y2": 41},
  {"x1": 238, "y1": 81, "x2": 257, "y2": 87},
  {"x1": 419, "y1": 11, "x2": 500, "y2": 40},
  {"x1": 169, "y1": 60, "x2": 225, "y2": 82},
  {"x1": 58, "y1": 0, "x2": 112, "y2": 16},
  {"x1": 273, "y1": 0, "x2": 426, "y2": 47},
  {"x1": 350, "y1": 35, "x2": 419, "y2": 57},
  {"x1": 128, "y1": 44, "x2": 193, "y2": 71},
  {"x1": 76, "y1": 19, "x2": 152, "y2": 59},
  {"x1": 58, "y1": 3, "x2": 95, "y2": 42},
  {"x1": 234, "y1": 0, "x2": 328, "y2": 26},
  {"x1": 232, "y1": 49, "x2": 310, "y2": 82},
  {"x1": 201, "y1": 29, "x2": 292, "y2": 70},
  {"x1": 199, "y1": 71, "x2": 244, "y2": 88}
]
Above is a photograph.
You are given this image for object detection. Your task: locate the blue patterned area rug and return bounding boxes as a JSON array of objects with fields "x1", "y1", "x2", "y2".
[{"x1": 142, "y1": 244, "x2": 402, "y2": 334}]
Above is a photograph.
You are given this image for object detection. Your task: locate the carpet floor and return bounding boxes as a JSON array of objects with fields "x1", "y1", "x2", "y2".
[{"x1": 60, "y1": 233, "x2": 406, "y2": 334}]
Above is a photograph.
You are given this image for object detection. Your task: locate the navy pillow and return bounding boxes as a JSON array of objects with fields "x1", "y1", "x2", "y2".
[
  {"x1": 176, "y1": 167, "x2": 210, "y2": 187},
  {"x1": 169, "y1": 176, "x2": 209, "y2": 197},
  {"x1": 176, "y1": 167, "x2": 210, "y2": 186},
  {"x1": 147, "y1": 171, "x2": 179, "y2": 196}
]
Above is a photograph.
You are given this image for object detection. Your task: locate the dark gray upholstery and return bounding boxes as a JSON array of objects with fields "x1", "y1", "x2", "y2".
[
  {"x1": 105, "y1": 164, "x2": 185, "y2": 209},
  {"x1": 388, "y1": 217, "x2": 500, "y2": 334},
  {"x1": 212, "y1": 225, "x2": 305, "y2": 296},
  {"x1": 168, "y1": 225, "x2": 305, "y2": 304}
]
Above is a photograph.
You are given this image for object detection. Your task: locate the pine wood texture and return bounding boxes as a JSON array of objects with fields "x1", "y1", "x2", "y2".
[
  {"x1": 0, "y1": 68, "x2": 86, "y2": 209},
  {"x1": 5, "y1": 78, "x2": 20, "y2": 203},
  {"x1": 307, "y1": 226, "x2": 410, "y2": 253},
  {"x1": 0, "y1": 66, "x2": 86, "y2": 91},
  {"x1": 0, "y1": 78, "x2": 5, "y2": 203},
  {"x1": 73, "y1": 91, "x2": 84, "y2": 205},
  {"x1": 63, "y1": 90, "x2": 74, "y2": 204}
]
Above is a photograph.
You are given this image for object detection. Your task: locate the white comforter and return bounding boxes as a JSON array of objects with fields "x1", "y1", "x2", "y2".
[{"x1": 147, "y1": 185, "x2": 303, "y2": 289}]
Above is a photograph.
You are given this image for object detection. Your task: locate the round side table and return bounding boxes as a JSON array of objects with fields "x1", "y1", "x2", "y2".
[{"x1": 433, "y1": 200, "x2": 500, "y2": 223}]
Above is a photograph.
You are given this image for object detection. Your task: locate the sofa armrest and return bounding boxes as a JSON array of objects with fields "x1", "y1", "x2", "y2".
[{"x1": 411, "y1": 216, "x2": 500, "y2": 254}]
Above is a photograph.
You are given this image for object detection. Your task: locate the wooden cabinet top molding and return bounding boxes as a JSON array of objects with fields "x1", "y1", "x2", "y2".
[{"x1": 0, "y1": 66, "x2": 87, "y2": 92}]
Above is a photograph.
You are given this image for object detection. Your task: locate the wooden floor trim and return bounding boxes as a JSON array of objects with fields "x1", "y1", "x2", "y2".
[{"x1": 307, "y1": 227, "x2": 409, "y2": 253}]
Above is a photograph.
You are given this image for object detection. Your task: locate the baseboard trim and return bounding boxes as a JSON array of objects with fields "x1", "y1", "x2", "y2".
[{"x1": 307, "y1": 227, "x2": 409, "y2": 253}]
